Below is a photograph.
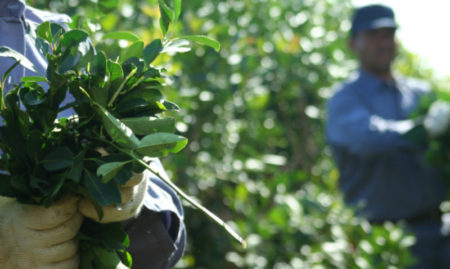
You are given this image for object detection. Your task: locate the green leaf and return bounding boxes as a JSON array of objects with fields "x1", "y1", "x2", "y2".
[
  {"x1": 143, "y1": 39, "x2": 163, "y2": 66},
  {"x1": 162, "y1": 100, "x2": 180, "y2": 111},
  {"x1": 120, "y1": 117, "x2": 175, "y2": 135},
  {"x1": 68, "y1": 151, "x2": 85, "y2": 183},
  {"x1": 0, "y1": 46, "x2": 38, "y2": 73},
  {"x1": 37, "y1": 21, "x2": 52, "y2": 43},
  {"x1": 84, "y1": 170, "x2": 122, "y2": 206},
  {"x1": 134, "y1": 132, "x2": 188, "y2": 157},
  {"x1": 37, "y1": 22, "x2": 65, "y2": 44},
  {"x1": 92, "y1": 247, "x2": 124, "y2": 268},
  {"x1": 97, "y1": 161, "x2": 131, "y2": 183},
  {"x1": 82, "y1": 220, "x2": 130, "y2": 250},
  {"x1": 177, "y1": 35, "x2": 221, "y2": 51},
  {"x1": 102, "y1": 31, "x2": 140, "y2": 42},
  {"x1": 158, "y1": 0, "x2": 173, "y2": 36},
  {"x1": 91, "y1": 51, "x2": 107, "y2": 78},
  {"x1": 113, "y1": 169, "x2": 133, "y2": 185},
  {"x1": 50, "y1": 23, "x2": 66, "y2": 40},
  {"x1": 117, "y1": 250, "x2": 133, "y2": 268},
  {"x1": 41, "y1": 147, "x2": 74, "y2": 172},
  {"x1": 114, "y1": 98, "x2": 152, "y2": 116},
  {"x1": 35, "y1": 37, "x2": 51, "y2": 56},
  {"x1": 10, "y1": 175, "x2": 30, "y2": 195},
  {"x1": 0, "y1": 174, "x2": 15, "y2": 197},
  {"x1": 122, "y1": 87, "x2": 164, "y2": 104},
  {"x1": 21, "y1": 88, "x2": 46, "y2": 106},
  {"x1": 174, "y1": 0, "x2": 182, "y2": 23},
  {"x1": 77, "y1": 186, "x2": 104, "y2": 220},
  {"x1": 60, "y1": 30, "x2": 89, "y2": 48},
  {"x1": 124, "y1": 41, "x2": 144, "y2": 60},
  {"x1": 25, "y1": 129, "x2": 44, "y2": 158},
  {"x1": 94, "y1": 103, "x2": 140, "y2": 149},
  {"x1": 114, "y1": 88, "x2": 165, "y2": 116},
  {"x1": 58, "y1": 54, "x2": 77, "y2": 73},
  {"x1": 21, "y1": 76, "x2": 47, "y2": 83},
  {"x1": 98, "y1": 0, "x2": 120, "y2": 14},
  {"x1": 107, "y1": 60, "x2": 124, "y2": 82}
]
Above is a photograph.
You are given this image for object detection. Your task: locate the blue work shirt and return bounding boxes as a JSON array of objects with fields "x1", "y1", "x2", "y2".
[
  {"x1": 326, "y1": 69, "x2": 447, "y2": 222},
  {"x1": 0, "y1": 1, "x2": 185, "y2": 267}
]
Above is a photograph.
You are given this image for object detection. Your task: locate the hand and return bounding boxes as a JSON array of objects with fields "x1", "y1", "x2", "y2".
[
  {"x1": 0, "y1": 196, "x2": 82, "y2": 269},
  {"x1": 424, "y1": 100, "x2": 450, "y2": 137},
  {"x1": 78, "y1": 171, "x2": 148, "y2": 223}
]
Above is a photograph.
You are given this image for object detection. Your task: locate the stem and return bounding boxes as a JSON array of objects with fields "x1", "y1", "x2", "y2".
[
  {"x1": 96, "y1": 138, "x2": 246, "y2": 248},
  {"x1": 107, "y1": 68, "x2": 137, "y2": 108},
  {"x1": 133, "y1": 155, "x2": 247, "y2": 248},
  {"x1": 0, "y1": 79, "x2": 5, "y2": 110}
]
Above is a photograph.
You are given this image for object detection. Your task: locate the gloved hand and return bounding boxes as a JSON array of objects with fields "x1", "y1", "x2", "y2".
[
  {"x1": 0, "y1": 196, "x2": 82, "y2": 269},
  {"x1": 78, "y1": 170, "x2": 148, "y2": 223},
  {"x1": 424, "y1": 100, "x2": 450, "y2": 137}
]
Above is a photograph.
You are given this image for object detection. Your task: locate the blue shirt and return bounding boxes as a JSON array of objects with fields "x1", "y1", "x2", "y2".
[
  {"x1": 0, "y1": 1, "x2": 185, "y2": 266},
  {"x1": 326, "y1": 69, "x2": 446, "y2": 221}
]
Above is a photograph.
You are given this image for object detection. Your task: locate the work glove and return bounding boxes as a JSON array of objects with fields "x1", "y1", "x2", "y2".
[
  {"x1": 424, "y1": 100, "x2": 450, "y2": 137},
  {"x1": 0, "y1": 196, "x2": 83, "y2": 269},
  {"x1": 78, "y1": 170, "x2": 148, "y2": 223}
]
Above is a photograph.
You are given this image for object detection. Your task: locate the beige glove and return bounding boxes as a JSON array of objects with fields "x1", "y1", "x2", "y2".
[
  {"x1": 0, "y1": 196, "x2": 82, "y2": 269},
  {"x1": 79, "y1": 171, "x2": 148, "y2": 223}
]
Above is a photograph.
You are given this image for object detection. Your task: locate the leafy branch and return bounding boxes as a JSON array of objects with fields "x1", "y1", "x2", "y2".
[{"x1": 0, "y1": 1, "x2": 242, "y2": 267}]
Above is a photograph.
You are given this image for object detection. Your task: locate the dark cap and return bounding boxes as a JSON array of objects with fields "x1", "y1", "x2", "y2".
[{"x1": 351, "y1": 4, "x2": 397, "y2": 36}]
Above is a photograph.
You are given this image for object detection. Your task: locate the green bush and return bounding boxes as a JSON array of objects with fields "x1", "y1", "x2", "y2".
[{"x1": 26, "y1": 1, "x2": 424, "y2": 268}]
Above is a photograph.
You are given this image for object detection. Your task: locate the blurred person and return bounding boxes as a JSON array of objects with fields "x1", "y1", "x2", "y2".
[
  {"x1": 326, "y1": 4, "x2": 450, "y2": 268},
  {"x1": 0, "y1": 0, "x2": 185, "y2": 268}
]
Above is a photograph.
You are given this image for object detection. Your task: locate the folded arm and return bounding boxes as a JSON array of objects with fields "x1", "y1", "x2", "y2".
[{"x1": 326, "y1": 90, "x2": 416, "y2": 158}]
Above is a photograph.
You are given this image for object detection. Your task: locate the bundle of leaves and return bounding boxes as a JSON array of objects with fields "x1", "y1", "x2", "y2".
[
  {"x1": 0, "y1": 1, "x2": 230, "y2": 267},
  {"x1": 0, "y1": 22, "x2": 188, "y2": 268}
]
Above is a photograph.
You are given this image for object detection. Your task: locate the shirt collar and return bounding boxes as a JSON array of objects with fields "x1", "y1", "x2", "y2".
[
  {"x1": 0, "y1": 0, "x2": 25, "y2": 18},
  {"x1": 355, "y1": 68, "x2": 399, "y2": 96}
]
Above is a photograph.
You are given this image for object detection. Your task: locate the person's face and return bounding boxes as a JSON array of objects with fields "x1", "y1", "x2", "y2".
[{"x1": 349, "y1": 28, "x2": 397, "y2": 74}]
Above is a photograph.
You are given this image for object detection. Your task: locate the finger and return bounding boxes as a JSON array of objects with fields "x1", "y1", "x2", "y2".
[
  {"x1": 33, "y1": 240, "x2": 78, "y2": 264},
  {"x1": 22, "y1": 196, "x2": 79, "y2": 230},
  {"x1": 22, "y1": 213, "x2": 83, "y2": 247},
  {"x1": 119, "y1": 186, "x2": 134, "y2": 204},
  {"x1": 38, "y1": 253, "x2": 80, "y2": 269}
]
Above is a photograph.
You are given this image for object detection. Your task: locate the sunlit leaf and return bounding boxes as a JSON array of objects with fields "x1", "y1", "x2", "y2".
[
  {"x1": 0, "y1": 46, "x2": 38, "y2": 73},
  {"x1": 177, "y1": 35, "x2": 220, "y2": 52},
  {"x1": 94, "y1": 103, "x2": 140, "y2": 149},
  {"x1": 102, "y1": 31, "x2": 140, "y2": 42},
  {"x1": 97, "y1": 161, "x2": 131, "y2": 183},
  {"x1": 134, "y1": 132, "x2": 187, "y2": 157},
  {"x1": 120, "y1": 117, "x2": 175, "y2": 135}
]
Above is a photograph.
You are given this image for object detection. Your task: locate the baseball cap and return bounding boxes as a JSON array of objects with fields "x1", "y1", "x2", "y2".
[{"x1": 351, "y1": 4, "x2": 397, "y2": 36}]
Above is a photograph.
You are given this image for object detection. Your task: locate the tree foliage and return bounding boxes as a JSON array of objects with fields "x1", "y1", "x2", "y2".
[{"x1": 24, "y1": 0, "x2": 427, "y2": 268}]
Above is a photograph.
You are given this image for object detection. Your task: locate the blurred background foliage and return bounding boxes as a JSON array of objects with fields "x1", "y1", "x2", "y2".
[{"x1": 28, "y1": 0, "x2": 450, "y2": 268}]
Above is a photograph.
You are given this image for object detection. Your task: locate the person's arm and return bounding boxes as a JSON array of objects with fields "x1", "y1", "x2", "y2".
[
  {"x1": 123, "y1": 159, "x2": 186, "y2": 269},
  {"x1": 326, "y1": 88, "x2": 416, "y2": 158}
]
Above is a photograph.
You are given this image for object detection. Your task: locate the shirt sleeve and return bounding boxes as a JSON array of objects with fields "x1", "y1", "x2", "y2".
[
  {"x1": 326, "y1": 88, "x2": 417, "y2": 158},
  {"x1": 123, "y1": 159, "x2": 186, "y2": 268}
]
